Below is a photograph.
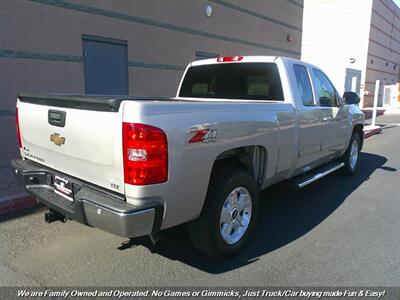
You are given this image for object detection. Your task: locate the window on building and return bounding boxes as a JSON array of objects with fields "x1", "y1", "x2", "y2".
[
  {"x1": 312, "y1": 69, "x2": 338, "y2": 107},
  {"x1": 293, "y1": 64, "x2": 314, "y2": 106}
]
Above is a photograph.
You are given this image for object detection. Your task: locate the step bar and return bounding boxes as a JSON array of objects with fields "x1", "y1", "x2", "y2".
[{"x1": 294, "y1": 162, "x2": 345, "y2": 189}]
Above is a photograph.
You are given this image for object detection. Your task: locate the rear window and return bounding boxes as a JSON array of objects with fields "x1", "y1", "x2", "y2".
[{"x1": 179, "y1": 63, "x2": 284, "y2": 100}]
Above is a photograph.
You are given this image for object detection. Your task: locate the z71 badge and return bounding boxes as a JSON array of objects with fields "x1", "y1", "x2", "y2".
[{"x1": 189, "y1": 129, "x2": 217, "y2": 144}]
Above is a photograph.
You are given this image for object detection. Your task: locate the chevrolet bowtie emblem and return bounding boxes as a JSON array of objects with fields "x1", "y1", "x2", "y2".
[{"x1": 50, "y1": 133, "x2": 65, "y2": 146}]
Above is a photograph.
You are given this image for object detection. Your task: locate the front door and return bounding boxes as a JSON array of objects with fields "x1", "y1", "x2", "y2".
[
  {"x1": 82, "y1": 35, "x2": 129, "y2": 95},
  {"x1": 312, "y1": 69, "x2": 348, "y2": 157}
]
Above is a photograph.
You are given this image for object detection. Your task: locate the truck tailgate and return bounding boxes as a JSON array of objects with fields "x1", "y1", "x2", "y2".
[{"x1": 17, "y1": 95, "x2": 125, "y2": 194}]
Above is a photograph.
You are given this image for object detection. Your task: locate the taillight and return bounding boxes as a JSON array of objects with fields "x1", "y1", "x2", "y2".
[
  {"x1": 122, "y1": 123, "x2": 168, "y2": 185},
  {"x1": 16, "y1": 107, "x2": 22, "y2": 148},
  {"x1": 217, "y1": 56, "x2": 243, "y2": 62}
]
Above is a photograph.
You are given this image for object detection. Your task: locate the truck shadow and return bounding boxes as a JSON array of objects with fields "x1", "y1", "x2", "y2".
[{"x1": 122, "y1": 152, "x2": 391, "y2": 274}]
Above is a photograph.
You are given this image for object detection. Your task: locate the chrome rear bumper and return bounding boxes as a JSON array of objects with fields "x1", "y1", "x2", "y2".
[{"x1": 11, "y1": 159, "x2": 163, "y2": 238}]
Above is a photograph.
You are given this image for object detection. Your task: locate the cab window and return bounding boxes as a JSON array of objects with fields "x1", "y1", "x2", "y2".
[
  {"x1": 293, "y1": 64, "x2": 314, "y2": 106},
  {"x1": 312, "y1": 69, "x2": 338, "y2": 107},
  {"x1": 179, "y1": 63, "x2": 284, "y2": 100}
]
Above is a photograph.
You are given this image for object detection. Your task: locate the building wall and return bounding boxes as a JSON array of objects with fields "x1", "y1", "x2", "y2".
[
  {"x1": 364, "y1": 0, "x2": 400, "y2": 107},
  {"x1": 302, "y1": 0, "x2": 373, "y2": 97},
  {"x1": 0, "y1": 0, "x2": 303, "y2": 167},
  {"x1": 302, "y1": 0, "x2": 400, "y2": 108}
]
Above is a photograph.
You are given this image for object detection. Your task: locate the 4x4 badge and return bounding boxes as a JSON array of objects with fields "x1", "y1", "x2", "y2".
[
  {"x1": 50, "y1": 133, "x2": 66, "y2": 146},
  {"x1": 189, "y1": 129, "x2": 217, "y2": 144}
]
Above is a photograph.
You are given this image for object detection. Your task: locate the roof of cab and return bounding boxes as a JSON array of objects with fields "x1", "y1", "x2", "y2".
[
  {"x1": 190, "y1": 55, "x2": 291, "y2": 67},
  {"x1": 188, "y1": 55, "x2": 320, "y2": 72}
]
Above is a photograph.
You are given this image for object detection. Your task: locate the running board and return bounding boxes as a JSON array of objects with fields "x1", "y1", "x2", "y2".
[{"x1": 293, "y1": 162, "x2": 345, "y2": 189}]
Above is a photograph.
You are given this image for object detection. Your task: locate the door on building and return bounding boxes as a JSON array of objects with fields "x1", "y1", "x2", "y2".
[
  {"x1": 344, "y1": 68, "x2": 361, "y2": 94},
  {"x1": 82, "y1": 35, "x2": 129, "y2": 95}
]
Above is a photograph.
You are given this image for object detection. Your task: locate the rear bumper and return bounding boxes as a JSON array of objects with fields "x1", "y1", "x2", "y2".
[{"x1": 11, "y1": 159, "x2": 163, "y2": 238}]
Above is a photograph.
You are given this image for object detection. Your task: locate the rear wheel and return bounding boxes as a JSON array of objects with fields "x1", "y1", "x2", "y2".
[
  {"x1": 188, "y1": 167, "x2": 259, "y2": 260},
  {"x1": 342, "y1": 131, "x2": 361, "y2": 175}
]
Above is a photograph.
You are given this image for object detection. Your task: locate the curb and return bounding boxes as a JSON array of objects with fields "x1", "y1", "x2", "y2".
[
  {"x1": 363, "y1": 127, "x2": 382, "y2": 139},
  {"x1": 362, "y1": 111, "x2": 385, "y2": 120},
  {"x1": 0, "y1": 195, "x2": 38, "y2": 215}
]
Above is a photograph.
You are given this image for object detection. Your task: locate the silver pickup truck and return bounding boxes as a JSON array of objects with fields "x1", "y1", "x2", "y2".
[{"x1": 12, "y1": 56, "x2": 364, "y2": 259}]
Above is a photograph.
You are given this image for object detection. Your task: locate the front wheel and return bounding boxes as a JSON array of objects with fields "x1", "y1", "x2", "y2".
[
  {"x1": 342, "y1": 131, "x2": 361, "y2": 175},
  {"x1": 188, "y1": 167, "x2": 259, "y2": 260}
]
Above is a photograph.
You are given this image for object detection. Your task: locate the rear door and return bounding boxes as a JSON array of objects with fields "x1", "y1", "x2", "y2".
[
  {"x1": 292, "y1": 63, "x2": 324, "y2": 169},
  {"x1": 17, "y1": 95, "x2": 125, "y2": 194},
  {"x1": 82, "y1": 35, "x2": 129, "y2": 95}
]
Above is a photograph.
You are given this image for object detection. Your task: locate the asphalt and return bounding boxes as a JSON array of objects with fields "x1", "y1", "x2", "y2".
[{"x1": 0, "y1": 114, "x2": 399, "y2": 287}]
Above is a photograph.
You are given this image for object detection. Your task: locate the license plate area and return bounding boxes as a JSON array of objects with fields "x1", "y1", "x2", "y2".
[{"x1": 53, "y1": 175, "x2": 74, "y2": 201}]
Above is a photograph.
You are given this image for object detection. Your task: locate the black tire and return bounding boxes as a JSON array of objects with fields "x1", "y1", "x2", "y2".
[
  {"x1": 188, "y1": 166, "x2": 259, "y2": 260},
  {"x1": 341, "y1": 131, "x2": 361, "y2": 175}
]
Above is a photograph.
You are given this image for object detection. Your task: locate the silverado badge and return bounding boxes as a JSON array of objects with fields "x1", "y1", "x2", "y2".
[{"x1": 50, "y1": 133, "x2": 66, "y2": 146}]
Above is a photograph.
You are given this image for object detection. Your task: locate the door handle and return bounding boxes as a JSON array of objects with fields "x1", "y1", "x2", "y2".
[
  {"x1": 48, "y1": 110, "x2": 66, "y2": 127},
  {"x1": 323, "y1": 116, "x2": 332, "y2": 122}
]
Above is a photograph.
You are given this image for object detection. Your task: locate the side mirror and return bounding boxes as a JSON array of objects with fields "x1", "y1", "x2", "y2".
[{"x1": 343, "y1": 91, "x2": 360, "y2": 105}]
